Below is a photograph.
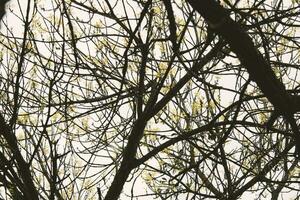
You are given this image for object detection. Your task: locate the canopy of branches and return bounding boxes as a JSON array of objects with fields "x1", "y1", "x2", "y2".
[{"x1": 0, "y1": 0, "x2": 300, "y2": 199}]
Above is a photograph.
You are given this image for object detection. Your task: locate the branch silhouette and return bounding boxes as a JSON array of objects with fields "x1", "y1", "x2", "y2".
[{"x1": 187, "y1": 0, "x2": 300, "y2": 156}]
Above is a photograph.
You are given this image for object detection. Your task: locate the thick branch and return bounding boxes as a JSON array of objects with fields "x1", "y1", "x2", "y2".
[
  {"x1": 0, "y1": 0, "x2": 8, "y2": 21},
  {"x1": 162, "y1": 0, "x2": 177, "y2": 48},
  {"x1": 186, "y1": 0, "x2": 293, "y2": 115},
  {"x1": 0, "y1": 115, "x2": 39, "y2": 199},
  {"x1": 103, "y1": 118, "x2": 147, "y2": 200},
  {"x1": 186, "y1": 0, "x2": 300, "y2": 156}
]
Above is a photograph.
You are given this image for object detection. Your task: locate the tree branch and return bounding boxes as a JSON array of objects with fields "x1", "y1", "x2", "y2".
[
  {"x1": 0, "y1": 0, "x2": 8, "y2": 21},
  {"x1": 186, "y1": 0, "x2": 300, "y2": 156}
]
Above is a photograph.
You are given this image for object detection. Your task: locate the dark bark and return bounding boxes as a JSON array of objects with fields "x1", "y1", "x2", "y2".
[
  {"x1": 0, "y1": 0, "x2": 8, "y2": 21},
  {"x1": 186, "y1": 0, "x2": 300, "y2": 156},
  {"x1": 0, "y1": 115, "x2": 39, "y2": 199},
  {"x1": 103, "y1": 118, "x2": 147, "y2": 200},
  {"x1": 162, "y1": 0, "x2": 177, "y2": 48},
  {"x1": 186, "y1": 0, "x2": 294, "y2": 114}
]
